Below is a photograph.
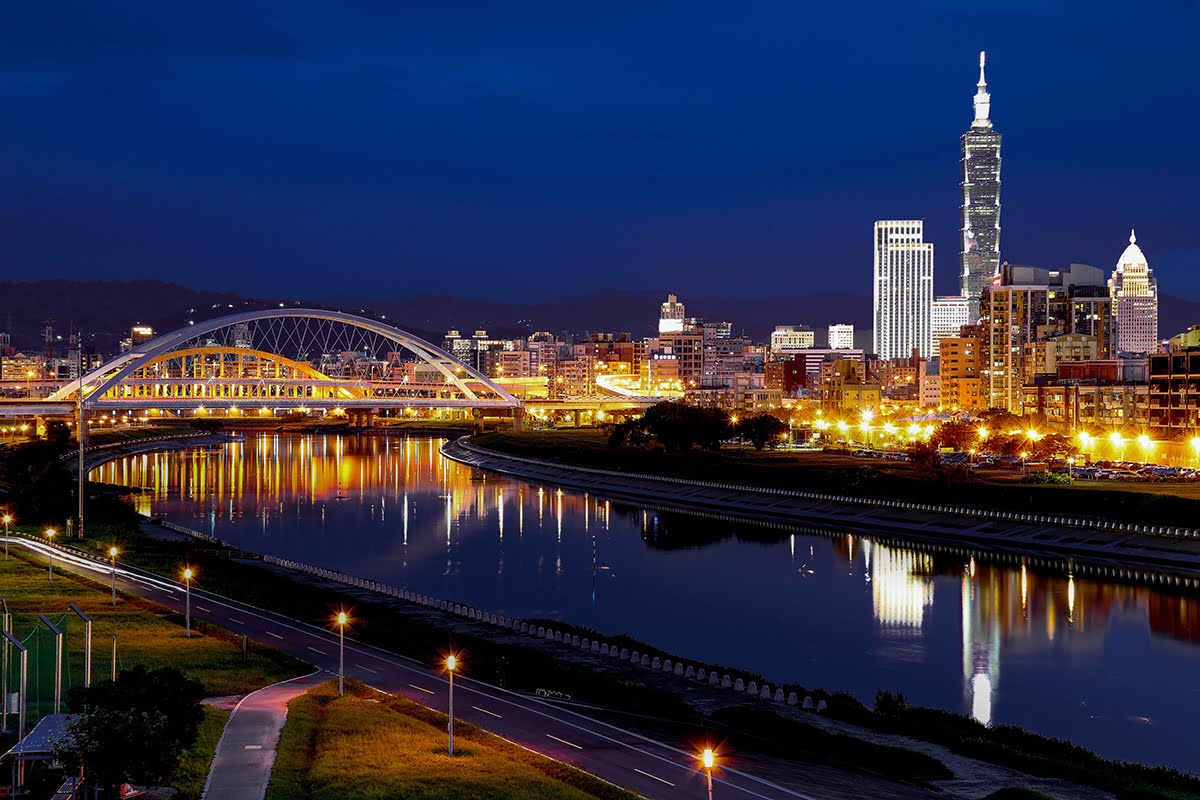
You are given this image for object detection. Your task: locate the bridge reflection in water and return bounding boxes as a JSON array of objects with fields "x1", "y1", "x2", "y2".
[{"x1": 93, "y1": 434, "x2": 1200, "y2": 772}]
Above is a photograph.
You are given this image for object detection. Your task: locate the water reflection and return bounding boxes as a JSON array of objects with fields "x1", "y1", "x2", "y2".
[{"x1": 94, "y1": 434, "x2": 1200, "y2": 771}]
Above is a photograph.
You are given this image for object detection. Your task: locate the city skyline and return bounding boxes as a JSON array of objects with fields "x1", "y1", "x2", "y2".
[{"x1": 0, "y1": 2, "x2": 1195, "y2": 304}]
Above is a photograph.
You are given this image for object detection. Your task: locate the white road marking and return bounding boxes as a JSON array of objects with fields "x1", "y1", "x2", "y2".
[
  {"x1": 196, "y1": 605, "x2": 212, "y2": 612},
  {"x1": 355, "y1": 664, "x2": 377, "y2": 674},
  {"x1": 547, "y1": 733, "x2": 582, "y2": 750},
  {"x1": 409, "y1": 684, "x2": 435, "y2": 695},
  {"x1": 634, "y1": 768, "x2": 674, "y2": 787},
  {"x1": 230, "y1": 618, "x2": 246, "y2": 625},
  {"x1": 472, "y1": 705, "x2": 502, "y2": 718},
  {"x1": 266, "y1": 631, "x2": 284, "y2": 640},
  {"x1": 244, "y1": 745, "x2": 262, "y2": 750},
  {"x1": 307, "y1": 646, "x2": 326, "y2": 655}
]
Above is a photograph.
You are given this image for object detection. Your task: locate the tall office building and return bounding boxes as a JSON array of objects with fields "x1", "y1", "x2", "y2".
[
  {"x1": 873, "y1": 221, "x2": 934, "y2": 361},
  {"x1": 659, "y1": 294, "x2": 686, "y2": 334},
  {"x1": 932, "y1": 296, "x2": 972, "y2": 356},
  {"x1": 828, "y1": 323, "x2": 855, "y2": 350},
  {"x1": 1109, "y1": 230, "x2": 1158, "y2": 354},
  {"x1": 960, "y1": 51, "x2": 1002, "y2": 305}
]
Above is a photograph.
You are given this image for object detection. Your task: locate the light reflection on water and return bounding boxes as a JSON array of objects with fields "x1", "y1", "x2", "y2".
[{"x1": 94, "y1": 434, "x2": 1200, "y2": 771}]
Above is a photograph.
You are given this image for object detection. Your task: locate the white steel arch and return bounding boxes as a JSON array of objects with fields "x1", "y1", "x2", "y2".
[{"x1": 50, "y1": 309, "x2": 520, "y2": 410}]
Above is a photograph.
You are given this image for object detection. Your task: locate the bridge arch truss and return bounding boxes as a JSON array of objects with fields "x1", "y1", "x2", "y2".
[{"x1": 49, "y1": 309, "x2": 520, "y2": 412}]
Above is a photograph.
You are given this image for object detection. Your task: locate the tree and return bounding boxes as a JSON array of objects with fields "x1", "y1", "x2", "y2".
[
  {"x1": 190, "y1": 418, "x2": 224, "y2": 433},
  {"x1": 44, "y1": 420, "x2": 71, "y2": 446},
  {"x1": 977, "y1": 407, "x2": 1021, "y2": 432},
  {"x1": 739, "y1": 414, "x2": 788, "y2": 451},
  {"x1": 638, "y1": 402, "x2": 731, "y2": 452},
  {"x1": 57, "y1": 666, "x2": 205, "y2": 796},
  {"x1": 933, "y1": 420, "x2": 978, "y2": 451}
]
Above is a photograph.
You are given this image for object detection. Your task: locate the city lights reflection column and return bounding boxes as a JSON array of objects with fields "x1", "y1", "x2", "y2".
[
  {"x1": 446, "y1": 654, "x2": 457, "y2": 755},
  {"x1": 336, "y1": 611, "x2": 348, "y2": 696},
  {"x1": 45, "y1": 528, "x2": 56, "y2": 579},
  {"x1": 183, "y1": 567, "x2": 194, "y2": 637},
  {"x1": 109, "y1": 547, "x2": 119, "y2": 605}
]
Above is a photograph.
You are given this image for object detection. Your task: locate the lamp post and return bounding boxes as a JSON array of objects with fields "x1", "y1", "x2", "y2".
[
  {"x1": 45, "y1": 528, "x2": 56, "y2": 579},
  {"x1": 446, "y1": 654, "x2": 457, "y2": 755},
  {"x1": 336, "y1": 611, "x2": 348, "y2": 696},
  {"x1": 183, "y1": 567, "x2": 193, "y2": 637},
  {"x1": 702, "y1": 748, "x2": 715, "y2": 800},
  {"x1": 109, "y1": 547, "x2": 119, "y2": 605},
  {"x1": 3, "y1": 514, "x2": 10, "y2": 560},
  {"x1": 1020, "y1": 452, "x2": 1028, "y2": 475}
]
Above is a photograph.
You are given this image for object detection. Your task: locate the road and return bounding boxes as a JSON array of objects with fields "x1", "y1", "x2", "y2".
[{"x1": 11, "y1": 536, "x2": 927, "y2": 800}]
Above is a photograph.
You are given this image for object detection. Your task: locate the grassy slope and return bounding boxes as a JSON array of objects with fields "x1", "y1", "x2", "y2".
[
  {"x1": 0, "y1": 547, "x2": 308, "y2": 696},
  {"x1": 268, "y1": 680, "x2": 637, "y2": 800},
  {"x1": 173, "y1": 706, "x2": 230, "y2": 800}
]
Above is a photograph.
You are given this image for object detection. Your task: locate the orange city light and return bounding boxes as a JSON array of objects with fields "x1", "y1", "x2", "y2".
[
  {"x1": 109, "y1": 546, "x2": 118, "y2": 558},
  {"x1": 702, "y1": 748, "x2": 715, "y2": 769},
  {"x1": 446, "y1": 654, "x2": 457, "y2": 671},
  {"x1": 336, "y1": 611, "x2": 348, "y2": 626}
]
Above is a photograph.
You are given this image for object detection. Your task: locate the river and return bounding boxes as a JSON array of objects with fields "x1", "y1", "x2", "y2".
[{"x1": 92, "y1": 433, "x2": 1200, "y2": 772}]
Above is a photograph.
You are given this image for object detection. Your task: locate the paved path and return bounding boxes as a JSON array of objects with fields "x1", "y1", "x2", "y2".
[{"x1": 202, "y1": 672, "x2": 320, "y2": 800}]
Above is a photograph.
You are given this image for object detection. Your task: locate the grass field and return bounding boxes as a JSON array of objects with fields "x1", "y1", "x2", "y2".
[
  {"x1": 0, "y1": 547, "x2": 309, "y2": 696},
  {"x1": 173, "y1": 705, "x2": 231, "y2": 800},
  {"x1": 267, "y1": 679, "x2": 638, "y2": 800}
]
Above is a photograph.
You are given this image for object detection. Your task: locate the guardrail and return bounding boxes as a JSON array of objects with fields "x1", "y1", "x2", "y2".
[
  {"x1": 450, "y1": 437, "x2": 1200, "y2": 541},
  {"x1": 260, "y1": 552, "x2": 806, "y2": 707},
  {"x1": 59, "y1": 432, "x2": 236, "y2": 463}
]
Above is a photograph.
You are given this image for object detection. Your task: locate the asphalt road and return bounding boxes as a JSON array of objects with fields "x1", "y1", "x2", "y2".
[{"x1": 14, "y1": 537, "x2": 823, "y2": 800}]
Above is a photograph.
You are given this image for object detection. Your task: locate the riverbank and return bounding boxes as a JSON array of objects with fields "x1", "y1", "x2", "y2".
[{"x1": 443, "y1": 435, "x2": 1200, "y2": 586}]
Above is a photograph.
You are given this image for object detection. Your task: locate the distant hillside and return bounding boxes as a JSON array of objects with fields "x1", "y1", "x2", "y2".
[{"x1": 0, "y1": 280, "x2": 439, "y2": 355}]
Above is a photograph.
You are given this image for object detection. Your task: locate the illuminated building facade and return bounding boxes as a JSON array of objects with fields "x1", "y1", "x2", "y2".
[
  {"x1": 1109, "y1": 230, "x2": 1158, "y2": 355},
  {"x1": 658, "y1": 294, "x2": 686, "y2": 335},
  {"x1": 828, "y1": 324, "x2": 854, "y2": 350},
  {"x1": 932, "y1": 296, "x2": 972, "y2": 356},
  {"x1": 939, "y1": 336, "x2": 982, "y2": 410},
  {"x1": 960, "y1": 51, "x2": 1002, "y2": 306},
  {"x1": 873, "y1": 220, "x2": 934, "y2": 361}
]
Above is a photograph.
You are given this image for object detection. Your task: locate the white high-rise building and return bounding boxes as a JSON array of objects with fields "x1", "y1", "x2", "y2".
[
  {"x1": 828, "y1": 323, "x2": 855, "y2": 350},
  {"x1": 931, "y1": 296, "x2": 972, "y2": 356},
  {"x1": 873, "y1": 221, "x2": 934, "y2": 360},
  {"x1": 1109, "y1": 230, "x2": 1158, "y2": 354},
  {"x1": 659, "y1": 294, "x2": 686, "y2": 334}
]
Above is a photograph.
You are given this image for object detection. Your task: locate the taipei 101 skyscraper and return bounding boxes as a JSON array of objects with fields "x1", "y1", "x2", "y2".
[{"x1": 960, "y1": 51, "x2": 1002, "y2": 307}]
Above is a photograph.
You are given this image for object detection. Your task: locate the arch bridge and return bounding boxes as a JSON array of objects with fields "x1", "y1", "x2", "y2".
[{"x1": 48, "y1": 309, "x2": 520, "y2": 421}]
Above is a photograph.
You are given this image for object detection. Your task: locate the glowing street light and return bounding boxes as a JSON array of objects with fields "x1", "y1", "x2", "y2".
[
  {"x1": 183, "y1": 567, "x2": 194, "y2": 637},
  {"x1": 45, "y1": 528, "x2": 56, "y2": 579},
  {"x1": 701, "y1": 748, "x2": 716, "y2": 800},
  {"x1": 109, "y1": 546, "x2": 119, "y2": 605},
  {"x1": 1137, "y1": 434, "x2": 1153, "y2": 454},
  {"x1": 446, "y1": 653, "x2": 458, "y2": 755},
  {"x1": 1019, "y1": 451, "x2": 1028, "y2": 475},
  {"x1": 2, "y1": 513, "x2": 11, "y2": 560},
  {"x1": 336, "y1": 611, "x2": 349, "y2": 696}
]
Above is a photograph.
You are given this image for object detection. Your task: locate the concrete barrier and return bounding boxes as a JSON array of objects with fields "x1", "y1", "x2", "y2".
[
  {"x1": 640, "y1": 654, "x2": 650, "y2": 667},
  {"x1": 581, "y1": 637, "x2": 589, "y2": 649},
  {"x1": 620, "y1": 648, "x2": 629, "y2": 659},
  {"x1": 747, "y1": 681, "x2": 757, "y2": 696},
  {"x1": 817, "y1": 700, "x2": 827, "y2": 712},
  {"x1": 787, "y1": 692, "x2": 798, "y2": 705},
  {"x1": 685, "y1": 665, "x2": 694, "y2": 678},
  {"x1": 697, "y1": 668, "x2": 706, "y2": 681},
  {"x1": 734, "y1": 678, "x2": 745, "y2": 692},
  {"x1": 662, "y1": 659, "x2": 672, "y2": 672},
  {"x1": 652, "y1": 657, "x2": 662, "y2": 670},
  {"x1": 802, "y1": 696, "x2": 813, "y2": 709},
  {"x1": 674, "y1": 663, "x2": 684, "y2": 676},
  {"x1": 571, "y1": 635, "x2": 580, "y2": 647},
  {"x1": 600, "y1": 644, "x2": 609, "y2": 655},
  {"x1": 761, "y1": 685, "x2": 772, "y2": 699}
]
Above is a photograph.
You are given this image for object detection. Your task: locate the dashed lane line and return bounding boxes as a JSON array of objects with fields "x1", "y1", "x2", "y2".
[
  {"x1": 266, "y1": 631, "x2": 284, "y2": 640},
  {"x1": 472, "y1": 705, "x2": 502, "y2": 718},
  {"x1": 547, "y1": 733, "x2": 583, "y2": 750},
  {"x1": 355, "y1": 664, "x2": 378, "y2": 674},
  {"x1": 634, "y1": 768, "x2": 675, "y2": 787},
  {"x1": 307, "y1": 646, "x2": 326, "y2": 655},
  {"x1": 410, "y1": 684, "x2": 435, "y2": 695}
]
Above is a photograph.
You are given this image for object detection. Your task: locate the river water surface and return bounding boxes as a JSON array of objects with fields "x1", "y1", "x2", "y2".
[{"x1": 93, "y1": 434, "x2": 1200, "y2": 772}]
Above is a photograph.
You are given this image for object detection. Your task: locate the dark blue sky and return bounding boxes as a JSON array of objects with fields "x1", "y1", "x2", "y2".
[{"x1": 1, "y1": 1, "x2": 1196, "y2": 303}]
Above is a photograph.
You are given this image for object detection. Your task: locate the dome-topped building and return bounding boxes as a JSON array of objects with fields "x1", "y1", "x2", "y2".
[{"x1": 1108, "y1": 229, "x2": 1158, "y2": 354}]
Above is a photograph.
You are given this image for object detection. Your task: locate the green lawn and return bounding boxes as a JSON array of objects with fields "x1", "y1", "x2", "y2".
[
  {"x1": 0, "y1": 547, "x2": 309, "y2": 696},
  {"x1": 173, "y1": 705, "x2": 231, "y2": 800},
  {"x1": 268, "y1": 680, "x2": 637, "y2": 800}
]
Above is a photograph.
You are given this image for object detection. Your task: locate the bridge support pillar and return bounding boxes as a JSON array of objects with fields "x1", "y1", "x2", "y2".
[
  {"x1": 471, "y1": 408, "x2": 484, "y2": 434},
  {"x1": 572, "y1": 410, "x2": 581, "y2": 428},
  {"x1": 512, "y1": 407, "x2": 524, "y2": 432},
  {"x1": 365, "y1": 409, "x2": 375, "y2": 428}
]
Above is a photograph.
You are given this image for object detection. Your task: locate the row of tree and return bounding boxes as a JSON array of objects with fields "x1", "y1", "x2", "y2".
[{"x1": 608, "y1": 403, "x2": 788, "y2": 451}]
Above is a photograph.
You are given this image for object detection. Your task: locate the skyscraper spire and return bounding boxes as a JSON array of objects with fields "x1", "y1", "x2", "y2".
[{"x1": 972, "y1": 50, "x2": 992, "y2": 129}]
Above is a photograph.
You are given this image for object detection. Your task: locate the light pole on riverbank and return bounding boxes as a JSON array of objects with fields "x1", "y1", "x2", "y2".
[
  {"x1": 45, "y1": 528, "x2": 56, "y2": 579},
  {"x1": 3, "y1": 514, "x2": 10, "y2": 559},
  {"x1": 446, "y1": 654, "x2": 457, "y2": 755},
  {"x1": 183, "y1": 567, "x2": 193, "y2": 636},
  {"x1": 109, "y1": 547, "x2": 119, "y2": 605},
  {"x1": 336, "y1": 611, "x2": 348, "y2": 695},
  {"x1": 702, "y1": 748, "x2": 715, "y2": 800}
]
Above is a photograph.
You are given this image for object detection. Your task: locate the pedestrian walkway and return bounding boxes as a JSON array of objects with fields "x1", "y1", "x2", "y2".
[{"x1": 202, "y1": 671, "x2": 323, "y2": 800}]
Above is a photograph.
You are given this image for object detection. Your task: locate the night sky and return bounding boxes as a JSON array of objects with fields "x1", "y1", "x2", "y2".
[{"x1": 1, "y1": 1, "x2": 1196, "y2": 304}]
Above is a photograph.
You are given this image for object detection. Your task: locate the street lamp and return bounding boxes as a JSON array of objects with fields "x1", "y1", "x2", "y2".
[
  {"x1": 109, "y1": 546, "x2": 119, "y2": 605},
  {"x1": 3, "y1": 513, "x2": 11, "y2": 560},
  {"x1": 701, "y1": 748, "x2": 716, "y2": 800},
  {"x1": 1019, "y1": 452, "x2": 1028, "y2": 475},
  {"x1": 336, "y1": 611, "x2": 348, "y2": 696},
  {"x1": 183, "y1": 567, "x2": 194, "y2": 637},
  {"x1": 446, "y1": 654, "x2": 457, "y2": 755},
  {"x1": 45, "y1": 528, "x2": 56, "y2": 579}
]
